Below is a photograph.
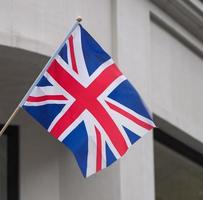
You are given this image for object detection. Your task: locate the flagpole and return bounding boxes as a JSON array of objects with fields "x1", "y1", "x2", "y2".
[{"x1": 0, "y1": 16, "x2": 82, "y2": 137}]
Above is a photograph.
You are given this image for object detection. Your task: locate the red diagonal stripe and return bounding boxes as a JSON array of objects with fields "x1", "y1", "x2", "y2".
[
  {"x1": 86, "y1": 100, "x2": 128, "y2": 156},
  {"x1": 106, "y1": 101, "x2": 154, "y2": 130},
  {"x1": 27, "y1": 95, "x2": 67, "y2": 102},
  {"x1": 87, "y1": 64, "x2": 122, "y2": 98},
  {"x1": 47, "y1": 59, "x2": 84, "y2": 97},
  {"x1": 50, "y1": 101, "x2": 84, "y2": 138},
  {"x1": 47, "y1": 59, "x2": 128, "y2": 156},
  {"x1": 69, "y1": 35, "x2": 78, "y2": 74}
]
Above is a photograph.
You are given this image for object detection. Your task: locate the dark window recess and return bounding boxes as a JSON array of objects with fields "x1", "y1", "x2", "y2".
[
  {"x1": 154, "y1": 128, "x2": 203, "y2": 200},
  {"x1": 0, "y1": 125, "x2": 19, "y2": 200}
]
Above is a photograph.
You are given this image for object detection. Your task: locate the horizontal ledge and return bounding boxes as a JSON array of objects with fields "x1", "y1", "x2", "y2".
[{"x1": 150, "y1": 11, "x2": 203, "y2": 60}]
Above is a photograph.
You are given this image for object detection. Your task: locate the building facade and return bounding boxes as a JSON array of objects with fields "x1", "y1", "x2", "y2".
[{"x1": 0, "y1": 0, "x2": 203, "y2": 200}]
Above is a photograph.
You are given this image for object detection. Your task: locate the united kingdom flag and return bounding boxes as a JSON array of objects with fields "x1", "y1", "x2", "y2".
[{"x1": 21, "y1": 24, "x2": 155, "y2": 177}]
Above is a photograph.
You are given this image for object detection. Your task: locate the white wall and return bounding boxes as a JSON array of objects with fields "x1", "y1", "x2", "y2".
[
  {"x1": 115, "y1": 0, "x2": 155, "y2": 200},
  {"x1": 0, "y1": 0, "x2": 112, "y2": 56},
  {"x1": 0, "y1": 45, "x2": 122, "y2": 200},
  {"x1": 0, "y1": 1, "x2": 125, "y2": 200},
  {"x1": 0, "y1": 0, "x2": 156, "y2": 199},
  {"x1": 0, "y1": 47, "x2": 61, "y2": 200},
  {"x1": 151, "y1": 20, "x2": 203, "y2": 144},
  {"x1": 2, "y1": 0, "x2": 202, "y2": 200}
]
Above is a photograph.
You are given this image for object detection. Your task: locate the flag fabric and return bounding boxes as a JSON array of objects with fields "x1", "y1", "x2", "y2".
[{"x1": 21, "y1": 24, "x2": 155, "y2": 177}]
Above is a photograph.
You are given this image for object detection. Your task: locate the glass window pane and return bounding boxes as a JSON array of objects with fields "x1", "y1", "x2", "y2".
[
  {"x1": 0, "y1": 135, "x2": 7, "y2": 200},
  {"x1": 154, "y1": 140, "x2": 203, "y2": 200}
]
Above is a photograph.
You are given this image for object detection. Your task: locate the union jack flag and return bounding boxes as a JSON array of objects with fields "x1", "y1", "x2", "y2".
[{"x1": 21, "y1": 24, "x2": 155, "y2": 177}]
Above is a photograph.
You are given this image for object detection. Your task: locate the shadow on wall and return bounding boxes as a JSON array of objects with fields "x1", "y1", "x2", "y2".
[{"x1": 0, "y1": 45, "x2": 49, "y2": 119}]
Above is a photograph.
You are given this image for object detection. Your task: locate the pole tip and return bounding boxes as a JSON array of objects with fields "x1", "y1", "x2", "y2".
[{"x1": 76, "y1": 16, "x2": 82, "y2": 22}]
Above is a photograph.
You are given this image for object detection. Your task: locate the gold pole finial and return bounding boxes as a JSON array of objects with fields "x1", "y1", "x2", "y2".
[{"x1": 76, "y1": 16, "x2": 82, "y2": 22}]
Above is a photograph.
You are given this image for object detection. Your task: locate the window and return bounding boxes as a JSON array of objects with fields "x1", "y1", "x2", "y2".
[
  {"x1": 0, "y1": 125, "x2": 19, "y2": 200},
  {"x1": 0, "y1": 133, "x2": 7, "y2": 199},
  {"x1": 154, "y1": 128, "x2": 203, "y2": 200}
]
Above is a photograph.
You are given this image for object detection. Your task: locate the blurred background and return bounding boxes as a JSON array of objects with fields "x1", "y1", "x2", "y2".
[{"x1": 0, "y1": 0, "x2": 203, "y2": 200}]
